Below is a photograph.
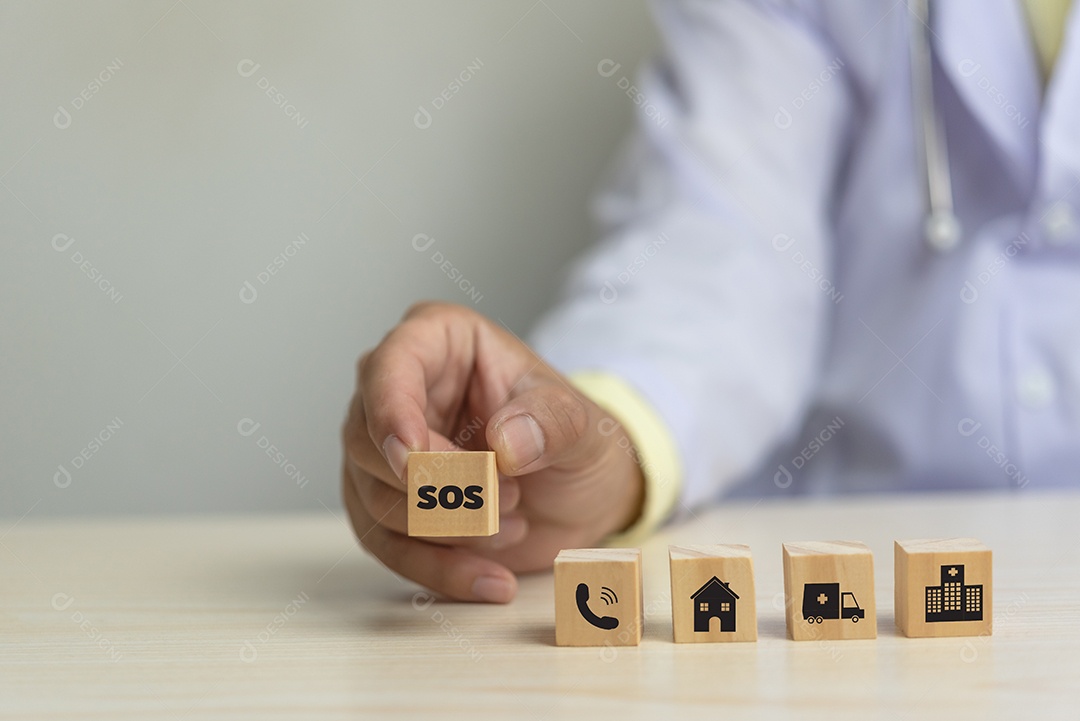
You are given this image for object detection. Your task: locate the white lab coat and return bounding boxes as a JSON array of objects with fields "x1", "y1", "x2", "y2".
[{"x1": 531, "y1": 0, "x2": 1080, "y2": 512}]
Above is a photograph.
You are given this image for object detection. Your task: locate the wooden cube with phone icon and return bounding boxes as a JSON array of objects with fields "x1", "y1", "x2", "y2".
[{"x1": 554, "y1": 548, "x2": 642, "y2": 647}]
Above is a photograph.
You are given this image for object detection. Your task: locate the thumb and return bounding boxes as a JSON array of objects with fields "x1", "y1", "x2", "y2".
[{"x1": 486, "y1": 383, "x2": 601, "y2": 476}]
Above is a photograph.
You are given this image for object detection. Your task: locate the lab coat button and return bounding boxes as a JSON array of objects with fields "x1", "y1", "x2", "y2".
[
  {"x1": 1017, "y1": 370, "x2": 1055, "y2": 409},
  {"x1": 1042, "y1": 203, "x2": 1076, "y2": 245}
]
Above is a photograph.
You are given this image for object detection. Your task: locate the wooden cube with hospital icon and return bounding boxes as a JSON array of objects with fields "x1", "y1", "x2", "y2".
[{"x1": 895, "y1": 538, "x2": 992, "y2": 638}]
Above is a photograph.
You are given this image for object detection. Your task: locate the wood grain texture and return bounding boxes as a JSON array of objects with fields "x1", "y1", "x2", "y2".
[
  {"x1": 669, "y1": 544, "x2": 756, "y2": 642},
  {"x1": 782, "y1": 541, "x2": 876, "y2": 640},
  {"x1": 407, "y1": 451, "x2": 498, "y2": 537},
  {"x1": 895, "y1": 538, "x2": 992, "y2": 638},
  {"x1": 554, "y1": 548, "x2": 642, "y2": 646},
  {"x1": 2, "y1": 491, "x2": 1079, "y2": 719}
]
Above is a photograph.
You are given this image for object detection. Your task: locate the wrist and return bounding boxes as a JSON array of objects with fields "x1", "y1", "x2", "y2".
[
  {"x1": 592, "y1": 407, "x2": 647, "y2": 538},
  {"x1": 566, "y1": 369, "x2": 683, "y2": 545}
]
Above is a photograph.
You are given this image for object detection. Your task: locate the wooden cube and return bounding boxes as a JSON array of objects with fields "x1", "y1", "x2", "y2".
[
  {"x1": 668, "y1": 544, "x2": 756, "y2": 643},
  {"x1": 782, "y1": 541, "x2": 876, "y2": 641},
  {"x1": 406, "y1": 451, "x2": 498, "y2": 537},
  {"x1": 554, "y1": 548, "x2": 642, "y2": 647},
  {"x1": 895, "y1": 538, "x2": 992, "y2": 638}
]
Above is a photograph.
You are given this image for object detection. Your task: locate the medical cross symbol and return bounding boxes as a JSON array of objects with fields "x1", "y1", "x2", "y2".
[
  {"x1": 948, "y1": 567, "x2": 958, "y2": 577},
  {"x1": 817, "y1": 593, "x2": 828, "y2": 604}
]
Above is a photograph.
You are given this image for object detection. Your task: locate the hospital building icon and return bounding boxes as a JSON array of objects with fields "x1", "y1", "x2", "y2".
[{"x1": 925, "y1": 564, "x2": 983, "y2": 623}]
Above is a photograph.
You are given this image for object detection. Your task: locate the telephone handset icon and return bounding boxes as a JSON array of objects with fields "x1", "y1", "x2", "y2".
[{"x1": 575, "y1": 582, "x2": 619, "y2": 630}]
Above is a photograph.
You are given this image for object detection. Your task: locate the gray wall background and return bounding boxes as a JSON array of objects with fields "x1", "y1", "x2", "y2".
[{"x1": 1, "y1": 1, "x2": 659, "y2": 517}]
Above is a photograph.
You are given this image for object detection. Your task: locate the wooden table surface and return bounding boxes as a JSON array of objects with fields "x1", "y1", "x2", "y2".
[{"x1": 2, "y1": 490, "x2": 1079, "y2": 720}]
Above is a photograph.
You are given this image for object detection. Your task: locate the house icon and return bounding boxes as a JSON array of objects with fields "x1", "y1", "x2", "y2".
[{"x1": 690, "y1": 576, "x2": 739, "y2": 632}]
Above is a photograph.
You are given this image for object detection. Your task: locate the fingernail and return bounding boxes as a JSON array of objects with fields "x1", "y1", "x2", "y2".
[
  {"x1": 472, "y1": 575, "x2": 515, "y2": 603},
  {"x1": 382, "y1": 435, "x2": 409, "y2": 481},
  {"x1": 496, "y1": 414, "x2": 544, "y2": 471}
]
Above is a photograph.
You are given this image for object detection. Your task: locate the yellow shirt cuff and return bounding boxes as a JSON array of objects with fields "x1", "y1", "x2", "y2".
[{"x1": 568, "y1": 370, "x2": 683, "y2": 545}]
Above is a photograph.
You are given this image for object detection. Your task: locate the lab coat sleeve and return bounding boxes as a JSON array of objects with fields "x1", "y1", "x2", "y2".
[{"x1": 530, "y1": 0, "x2": 852, "y2": 515}]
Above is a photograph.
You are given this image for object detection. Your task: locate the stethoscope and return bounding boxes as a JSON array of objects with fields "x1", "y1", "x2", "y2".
[{"x1": 909, "y1": 0, "x2": 963, "y2": 252}]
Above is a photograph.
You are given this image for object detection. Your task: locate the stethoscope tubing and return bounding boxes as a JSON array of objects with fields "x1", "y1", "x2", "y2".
[{"x1": 909, "y1": 0, "x2": 963, "y2": 251}]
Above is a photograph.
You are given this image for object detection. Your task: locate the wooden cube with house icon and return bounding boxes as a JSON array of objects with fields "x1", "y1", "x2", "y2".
[
  {"x1": 895, "y1": 538, "x2": 992, "y2": 638},
  {"x1": 554, "y1": 548, "x2": 642, "y2": 647},
  {"x1": 782, "y1": 541, "x2": 877, "y2": 641},
  {"x1": 406, "y1": 451, "x2": 498, "y2": 537},
  {"x1": 668, "y1": 544, "x2": 757, "y2": 643}
]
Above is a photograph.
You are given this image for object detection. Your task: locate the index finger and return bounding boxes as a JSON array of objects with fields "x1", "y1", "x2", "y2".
[{"x1": 359, "y1": 306, "x2": 472, "y2": 478}]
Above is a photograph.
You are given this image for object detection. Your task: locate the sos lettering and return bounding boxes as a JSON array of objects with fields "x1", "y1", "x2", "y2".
[{"x1": 416, "y1": 484, "x2": 485, "y2": 510}]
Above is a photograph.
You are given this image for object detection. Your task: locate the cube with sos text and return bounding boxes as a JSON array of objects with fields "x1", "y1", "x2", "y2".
[{"x1": 407, "y1": 451, "x2": 498, "y2": 537}]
